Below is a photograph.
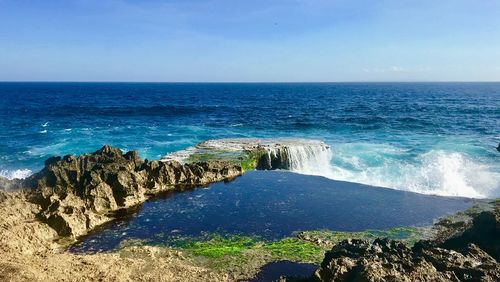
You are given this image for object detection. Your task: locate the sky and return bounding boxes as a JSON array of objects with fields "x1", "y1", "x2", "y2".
[{"x1": 0, "y1": 0, "x2": 499, "y2": 82}]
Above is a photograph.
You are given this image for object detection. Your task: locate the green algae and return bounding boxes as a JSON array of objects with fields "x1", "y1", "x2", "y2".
[
  {"x1": 183, "y1": 148, "x2": 265, "y2": 172},
  {"x1": 239, "y1": 150, "x2": 266, "y2": 171},
  {"x1": 172, "y1": 234, "x2": 322, "y2": 262},
  {"x1": 239, "y1": 158, "x2": 257, "y2": 171},
  {"x1": 160, "y1": 233, "x2": 324, "y2": 273},
  {"x1": 165, "y1": 226, "x2": 424, "y2": 272},
  {"x1": 263, "y1": 238, "x2": 322, "y2": 262},
  {"x1": 169, "y1": 226, "x2": 425, "y2": 261},
  {"x1": 113, "y1": 226, "x2": 427, "y2": 273},
  {"x1": 175, "y1": 234, "x2": 256, "y2": 258},
  {"x1": 296, "y1": 227, "x2": 424, "y2": 247}
]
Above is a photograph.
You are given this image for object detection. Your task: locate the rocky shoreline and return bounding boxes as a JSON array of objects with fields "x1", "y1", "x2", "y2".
[
  {"x1": 2, "y1": 145, "x2": 244, "y2": 239},
  {"x1": 312, "y1": 204, "x2": 500, "y2": 281},
  {"x1": 0, "y1": 145, "x2": 249, "y2": 281},
  {"x1": 0, "y1": 143, "x2": 498, "y2": 281}
]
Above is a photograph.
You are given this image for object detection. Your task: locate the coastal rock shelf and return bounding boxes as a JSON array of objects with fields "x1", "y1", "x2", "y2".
[
  {"x1": 5, "y1": 145, "x2": 243, "y2": 238},
  {"x1": 162, "y1": 138, "x2": 332, "y2": 171}
]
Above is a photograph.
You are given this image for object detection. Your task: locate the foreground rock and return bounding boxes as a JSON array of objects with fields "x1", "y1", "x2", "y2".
[
  {"x1": 314, "y1": 207, "x2": 500, "y2": 282},
  {"x1": 0, "y1": 177, "x2": 23, "y2": 192},
  {"x1": 22, "y1": 145, "x2": 242, "y2": 238}
]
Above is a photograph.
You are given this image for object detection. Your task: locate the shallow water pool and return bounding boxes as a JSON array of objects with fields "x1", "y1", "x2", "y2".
[{"x1": 70, "y1": 171, "x2": 474, "y2": 252}]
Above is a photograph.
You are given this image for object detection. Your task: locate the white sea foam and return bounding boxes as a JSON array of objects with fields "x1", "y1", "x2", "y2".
[
  {"x1": 162, "y1": 139, "x2": 499, "y2": 198},
  {"x1": 286, "y1": 143, "x2": 499, "y2": 199},
  {"x1": 0, "y1": 169, "x2": 33, "y2": 180}
]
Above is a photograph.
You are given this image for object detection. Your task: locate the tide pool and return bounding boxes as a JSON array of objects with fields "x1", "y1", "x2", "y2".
[{"x1": 70, "y1": 171, "x2": 474, "y2": 253}]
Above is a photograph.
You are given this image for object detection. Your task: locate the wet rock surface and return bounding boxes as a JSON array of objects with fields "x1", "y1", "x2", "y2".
[
  {"x1": 314, "y1": 207, "x2": 500, "y2": 282},
  {"x1": 21, "y1": 145, "x2": 243, "y2": 237},
  {"x1": 162, "y1": 138, "x2": 331, "y2": 171}
]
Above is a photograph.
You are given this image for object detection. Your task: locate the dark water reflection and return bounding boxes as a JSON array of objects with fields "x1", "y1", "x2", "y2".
[
  {"x1": 245, "y1": 260, "x2": 318, "y2": 282},
  {"x1": 70, "y1": 171, "x2": 474, "y2": 253}
]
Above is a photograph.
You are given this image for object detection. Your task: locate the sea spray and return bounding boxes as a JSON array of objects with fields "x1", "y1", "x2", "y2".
[
  {"x1": 163, "y1": 139, "x2": 499, "y2": 199},
  {"x1": 0, "y1": 169, "x2": 32, "y2": 180},
  {"x1": 324, "y1": 144, "x2": 499, "y2": 199}
]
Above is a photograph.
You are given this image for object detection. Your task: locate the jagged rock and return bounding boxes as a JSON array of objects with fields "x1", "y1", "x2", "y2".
[
  {"x1": 314, "y1": 209, "x2": 500, "y2": 282},
  {"x1": 0, "y1": 177, "x2": 24, "y2": 191},
  {"x1": 417, "y1": 244, "x2": 499, "y2": 281},
  {"x1": 439, "y1": 211, "x2": 500, "y2": 260},
  {"x1": 315, "y1": 238, "x2": 440, "y2": 281},
  {"x1": 315, "y1": 238, "x2": 499, "y2": 281},
  {"x1": 23, "y1": 145, "x2": 243, "y2": 237}
]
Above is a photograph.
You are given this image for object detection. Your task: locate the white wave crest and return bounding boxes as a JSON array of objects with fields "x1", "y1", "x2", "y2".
[
  {"x1": 288, "y1": 143, "x2": 499, "y2": 199},
  {"x1": 0, "y1": 169, "x2": 33, "y2": 180}
]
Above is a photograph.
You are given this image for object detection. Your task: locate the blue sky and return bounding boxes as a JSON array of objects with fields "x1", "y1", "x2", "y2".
[{"x1": 0, "y1": 0, "x2": 499, "y2": 82}]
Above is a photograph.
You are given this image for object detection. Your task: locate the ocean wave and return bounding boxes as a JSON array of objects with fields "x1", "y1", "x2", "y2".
[
  {"x1": 290, "y1": 143, "x2": 499, "y2": 199},
  {"x1": 0, "y1": 169, "x2": 33, "y2": 180}
]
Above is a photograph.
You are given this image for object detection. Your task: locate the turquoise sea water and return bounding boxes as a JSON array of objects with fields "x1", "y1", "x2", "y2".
[{"x1": 0, "y1": 82, "x2": 499, "y2": 198}]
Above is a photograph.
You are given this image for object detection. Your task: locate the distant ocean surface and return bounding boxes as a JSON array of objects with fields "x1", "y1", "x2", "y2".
[{"x1": 0, "y1": 82, "x2": 498, "y2": 198}]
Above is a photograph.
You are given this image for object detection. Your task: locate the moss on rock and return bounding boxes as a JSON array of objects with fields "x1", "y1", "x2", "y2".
[
  {"x1": 175, "y1": 234, "x2": 256, "y2": 258},
  {"x1": 160, "y1": 226, "x2": 425, "y2": 273}
]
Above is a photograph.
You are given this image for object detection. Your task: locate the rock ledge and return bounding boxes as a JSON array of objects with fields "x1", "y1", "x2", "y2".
[{"x1": 20, "y1": 145, "x2": 242, "y2": 238}]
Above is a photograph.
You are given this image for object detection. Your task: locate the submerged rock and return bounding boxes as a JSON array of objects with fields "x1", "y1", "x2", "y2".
[
  {"x1": 314, "y1": 208, "x2": 500, "y2": 282},
  {"x1": 23, "y1": 145, "x2": 243, "y2": 237}
]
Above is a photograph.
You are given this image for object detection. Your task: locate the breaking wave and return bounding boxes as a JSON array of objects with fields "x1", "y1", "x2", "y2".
[
  {"x1": 285, "y1": 142, "x2": 499, "y2": 199},
  {"x1": 0, "y1": 169, "x2": 33, "y2": 180}
]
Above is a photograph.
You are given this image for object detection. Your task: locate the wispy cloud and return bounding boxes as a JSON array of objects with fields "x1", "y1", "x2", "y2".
[{"x1": 362, "y1": 66, "x2": 431, "y2": 73}]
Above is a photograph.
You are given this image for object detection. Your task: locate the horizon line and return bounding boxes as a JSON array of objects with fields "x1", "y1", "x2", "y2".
[{"x1": 1, "y1": 80, "x2": 500, "y2": 84}]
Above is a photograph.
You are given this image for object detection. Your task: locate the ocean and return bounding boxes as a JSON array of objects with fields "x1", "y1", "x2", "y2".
[{"x1": 0, "y1": 82, "x2": 499, "y2": 198}]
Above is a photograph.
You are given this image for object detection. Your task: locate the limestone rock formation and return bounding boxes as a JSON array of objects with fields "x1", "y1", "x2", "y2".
[
  {"x1": 314, "y1": 209, "x2": 500, "y2": 282},
  {"x1": 162, "y1": 138, "x2": 331, "y2": 171},
  {"x1": 0, "y1": 176, "x2": 24, "y2": 191},
  {"x1": 24, "y1": 145, "x2": 243, "y2": 237},
  {"x1": 438, "y1": 211, "x2": 500, "y2": 261}
]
